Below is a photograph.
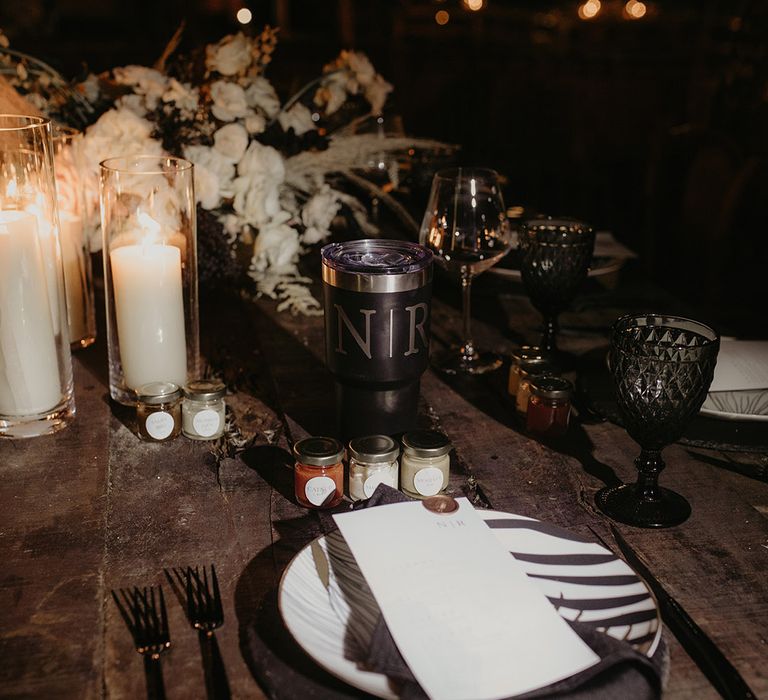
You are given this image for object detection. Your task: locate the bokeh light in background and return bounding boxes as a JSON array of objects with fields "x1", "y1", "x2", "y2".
[
  {"x1": 578, "y1": 0, "x2": 601, "y2": 21},
  {"x1": 435, "y1": 9, "x2": 450, "y2": 25},
  {"x1": 236, "y1": 7, "x2": 252, "y2": 25},
  {"x1": 624, "y1": 1, "x2": 647, "y2": 20},
  {"x1": 463, "y1": 0, "x2": 485, "y2": 11}
]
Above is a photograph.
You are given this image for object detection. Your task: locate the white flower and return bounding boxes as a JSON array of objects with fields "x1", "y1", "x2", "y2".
[
  {"x1": 113, "y1": 65, "x2": 168, "y2": 109},
  {"x1": 218, "y1": 212, "x2": 243, "y2": 243},
  {"x1": 115, "y1": 93, "x2": 147, "y2": 116},
  {"x1": 314, "y1": 76, "x2": 347, "y2": 115},
  {"x1": 213, "y1": 122, "x2": 249, "y2": 162},
  {"x1": 210, "y1": 80, "x2": 248, "y2": 122},
  {"x1": 162, "y1": 78, "x2": 199, "y2": 113},
  {"x1": 278, "y1": 103, "x2": 315, "y2": 136},
  {"x1": 244, "y1": 112, "x2": 266, "y2": 135},
  {"x1": 347, "y1": 51, "x2": 376, "y2": 88},
  {"x1": 301, "y1": 186, "x2": 340, "y2": 245},
  {"x1": 363, "y1": 74, "x2": 393, "y2": 116},
  {"x1": 77, "y1": 74, "x2": 101, "y2": 103},
  {"x1": 245, "y1": 77, "x2": 280, "y2": 118},
  {"x1": 206, "y1": 33, "x2": 252, "y2": 76},
  {"x1": 252, "y1": 212, "x2": 300, "y2": 273},
  {"x1": 183, "y1": 144, "x2": 237, "y2": 205},
  {"x1": 233, "y1": 142, "x2": 285, "y2": 227}
]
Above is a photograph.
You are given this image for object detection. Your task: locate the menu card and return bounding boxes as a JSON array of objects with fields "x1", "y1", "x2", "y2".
[
  {"x1": 333, "y1": 499, "x2": 599, "y2": 700},
  {"x1": 709, "y1": 340, "x2": 768, "y2": 392}
]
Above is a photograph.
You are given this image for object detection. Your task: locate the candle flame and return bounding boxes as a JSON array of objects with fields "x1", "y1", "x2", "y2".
[{"x1": 137, "y1": 211, "x2": 162, "y2": 244}]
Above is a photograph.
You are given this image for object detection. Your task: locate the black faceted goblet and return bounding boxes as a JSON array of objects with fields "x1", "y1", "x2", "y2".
[
  {"x1": 519, "y1": 218, "x2": 595, "y2": 360},
  {"x1": 596, "y1": 314, "x2": 720, "y2": 528}
]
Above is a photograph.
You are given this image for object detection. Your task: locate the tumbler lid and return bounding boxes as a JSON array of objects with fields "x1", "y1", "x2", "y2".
[
  {"x1": 530, "y1": 376, "x2": 573, "y2": 400},
  {"x1": 293, "y1": 437, "x2": 345, "y2": 467},
  {"x1": 136, "y1": 382, "x2": 182, "y2": 404},
  {"x1": 402, "y1": 430, "x2": 452, "y2": 458},
  {"x1": 321, "y1": 239, "x2": 433, "y2": 293},
  {"x1": 348, "y1": 435, "x2": 400, "y2": 463}
]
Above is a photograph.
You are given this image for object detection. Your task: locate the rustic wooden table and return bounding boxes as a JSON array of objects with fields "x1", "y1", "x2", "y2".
[{"x1": 2, "y1": 265, "x2": 766, "y2": 699}]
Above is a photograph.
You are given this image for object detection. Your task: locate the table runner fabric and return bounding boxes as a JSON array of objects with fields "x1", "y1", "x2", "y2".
[{"x1": 246, "y1": 485, "x2": 668, "y2": 698}]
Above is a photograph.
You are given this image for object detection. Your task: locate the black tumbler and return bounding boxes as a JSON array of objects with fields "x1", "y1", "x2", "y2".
[{"x1": 322, "y1": 239, "x2": 433, "y2": 439}]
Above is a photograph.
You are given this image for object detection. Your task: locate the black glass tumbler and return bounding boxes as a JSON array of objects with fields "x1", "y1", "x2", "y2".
[{"x1": 322, "y1": 240, "x2": 433, "y2": 439}]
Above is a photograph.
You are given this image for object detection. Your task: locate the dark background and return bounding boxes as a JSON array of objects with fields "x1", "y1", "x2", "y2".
[{"x1": 2, "y1": 0, "x2": 766, "y2": 335}]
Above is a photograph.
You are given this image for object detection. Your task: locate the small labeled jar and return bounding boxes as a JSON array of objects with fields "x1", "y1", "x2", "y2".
[
  {"x1": 508, "y1": 346, "x2": 549, "y2": 397},
  {"x1": 182, "y1": 380, "x2": 226, "y2": 440},
  {"x1": 294, "y1": 437, "x2": 345, "y2": 509},
  {"x1": 401, "y1": 431, "x2": 451, "y2": 499},
  {"x1": 136, "y1": 382, "x2": 182, "y2": 442},
  {"x1": 348, "y1": 435, "x2": 400, "y2": 501},
  {"x1": 526, "y1": 377, "x2": 573, "y2": 438},
  {"x1": 515, "y1": 362, "x2": 553, "y2": 415}
]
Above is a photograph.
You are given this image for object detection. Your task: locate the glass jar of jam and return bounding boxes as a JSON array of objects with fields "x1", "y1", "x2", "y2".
[
  {"x1": 348, "y1": 435, "x2": 400, "y2": 501},
  {"x1": 293, "y1": 437, "x2": 345, "y2": 509},
  {"x1": 507, "y1": 346, "x2": 549, "y2": 397},
  {"x1": 526, "y1": 376, "x2": 573, "y2": 438},
  {"x1": 136, "y1": 382, "x2": 182, "y2": 442},
  {"x1": 515, "y1": 361, "x2": 554, "y2": 415},
  {"x1": 401, "y1": 431, "x2": 452, "y2": 499},
  {"x1": 182, "y1": 380, "x2": 226, "y2": 440}
]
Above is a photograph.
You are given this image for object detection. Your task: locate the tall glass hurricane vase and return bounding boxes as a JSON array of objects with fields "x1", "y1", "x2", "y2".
[
  {"x1": 519, "y1": 218, "x2": 595, "y2": 360},
  {"x1": 0, "y1": 115, "x2": 75, "y2": 438},
  {"x1": 53, "y1": 126, "x2": 96, "y2": 349},
  {"x1": 100, "y1": 156, "x2": 200, "y2": 406},
  {"x1": 596, "y1": 314, "x2": 719, "y2": 528},
  {"x1": 419, "y1": 168, "x2": 512, "y2": 374}
]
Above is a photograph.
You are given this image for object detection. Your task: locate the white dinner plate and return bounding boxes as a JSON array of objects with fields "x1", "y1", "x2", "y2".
[
  {"x1": 278, "y1": 509, "x2": 662, "y2": 699},
  {"x1": 700, "y1": 390, "x2": 768, "y2": 422}
]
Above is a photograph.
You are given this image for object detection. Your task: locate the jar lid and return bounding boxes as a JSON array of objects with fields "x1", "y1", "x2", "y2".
[
  {"x1": 511, "y1": 345, "x2": 550, "y2": 365},
  {"x1": 348, "y1": 435, "x2": 399, "y2": 463},
  {"x1": 530, "y1": 376, "x2": 573, "y2": 400},
  {"x1": 184, "y1": 380, "x2": 226, "y2": 401},
  {"x1": 293, "y1": 436, "x2": 345, "y2": 467},
  {"x1": 402, "y1": 430, "x2": 451, "y2": 458},
  {"x1": 136, "y1": 382, "x2": 182, "y2": 404}
]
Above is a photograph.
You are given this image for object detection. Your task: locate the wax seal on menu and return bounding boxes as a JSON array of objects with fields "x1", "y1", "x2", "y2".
[{"x1": 422, "y1": 494, "x2": 458, "y2": 514}]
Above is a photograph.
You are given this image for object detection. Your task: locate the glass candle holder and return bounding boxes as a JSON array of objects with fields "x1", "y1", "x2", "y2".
[
  {"x1": 99, "y1": 156, "x2": 200, "y2": 406},
  {"x1": 52, "y1": 126, "x2": 96, "y2": 349},
  {"x1": 0, "y1": 115, "x2": 75, "y2": 438}
]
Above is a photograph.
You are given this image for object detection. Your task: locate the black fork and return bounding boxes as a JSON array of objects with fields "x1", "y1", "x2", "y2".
[
  {"x1": 112, "y1": 586, "x2": 171, "y2": 700},
  {"x1": 166, "y1": 565, "x2": 230, "y2": 699}
]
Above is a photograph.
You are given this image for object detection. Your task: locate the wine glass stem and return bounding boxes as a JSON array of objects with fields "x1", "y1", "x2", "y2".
[
  {"x1": 541, "y1": 314, "x2": 559, "y2": 353},
  {"x1": 460, "y1": 272, "x2": 476, "y2": 362},
  {"x1": 635, "y1": 448, "x2": 665, "y2": 502}
]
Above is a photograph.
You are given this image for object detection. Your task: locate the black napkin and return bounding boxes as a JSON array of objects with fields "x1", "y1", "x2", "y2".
[{"x1": 333, "y1": 485, "x2": 667, "y2": 699}]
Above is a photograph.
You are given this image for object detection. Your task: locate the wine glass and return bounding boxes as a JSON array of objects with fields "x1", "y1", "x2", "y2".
[
  {"x1": 596, "y1": 314, "x2": 719, "y2": 528},
  {"x1": 518, "y1": 218, "x2": 595, "y2": 363},
  {"x1": 419, "y1": 168, "x2": 512, "y2": 374}
]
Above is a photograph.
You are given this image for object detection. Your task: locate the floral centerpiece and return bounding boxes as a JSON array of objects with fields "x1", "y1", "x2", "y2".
[{"x1": 1, "y1": 26, "x2": 454, "y2": 313}]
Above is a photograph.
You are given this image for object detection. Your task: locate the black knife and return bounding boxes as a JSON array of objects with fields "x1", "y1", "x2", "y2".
[{"x1": 609, "y1": 524, "x2": 756, "y2": 700}]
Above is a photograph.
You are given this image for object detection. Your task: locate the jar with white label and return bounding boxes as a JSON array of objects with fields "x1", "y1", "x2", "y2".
[
  {"x1": 293, "y1": 437, "x2": 345, "y2": 509},
  {"x1": 136, "y1": 382, "x2": 182, "y2": 442},
  {"x1": 348, "y1": 435, "x2": 400, "y2": 501},
  {"x1": 182, "y1": 380, "x2": 226, "y2": 440},
  {"x1": 400, "y1": 430, "x2": 451, "y2": 499}
]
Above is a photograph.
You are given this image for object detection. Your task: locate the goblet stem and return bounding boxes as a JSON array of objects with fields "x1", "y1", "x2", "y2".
[
  {"x1": 635, "y1": 449, "x2": 665, "y2": 502},
  {"x1": 541, "y1": 314, "x2": 559, "y2": 354},
  {"x1": 459, "y1": 272, "x2": 477, "y2": 363}
]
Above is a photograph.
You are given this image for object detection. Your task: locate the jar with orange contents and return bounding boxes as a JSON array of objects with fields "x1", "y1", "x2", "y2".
[
  {"x1": 526, "y1": 376, "x2": 573, "y2": 438},
  {"x1": 293, "y1": 437, "x2": 345, "y2": 509}
]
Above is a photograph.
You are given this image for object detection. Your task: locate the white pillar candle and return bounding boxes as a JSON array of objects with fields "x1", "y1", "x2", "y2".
[
  {"x1": 0, "y1": 210, "x2": 62, "y2": 415},
  {"x1": 59, "y1": 212, "x2": 87, "y2": 342},
  {"x1": 110, "y1": 243, "x2": 187, "y2": 390}
]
